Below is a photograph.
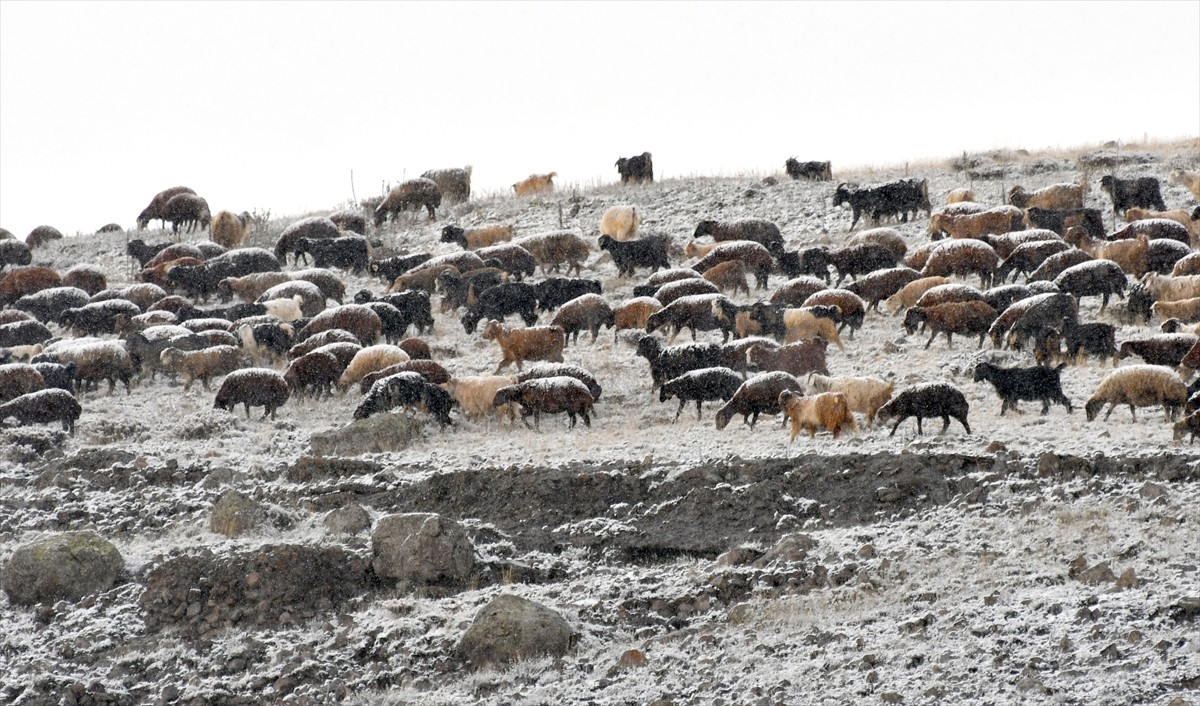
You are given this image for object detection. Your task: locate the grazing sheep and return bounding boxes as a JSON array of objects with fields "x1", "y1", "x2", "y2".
[
  {"x1": 238, "y1": 322, "x2": 295, "y2": 367},
  {"x1": 0, "y1": 363, "x2": 46, "y2": 403},
  {"x1": 36, "y1": 340, "x2": 135, "y2": 396},
  {"x1": 1146, "y1": 238, "x2": 1191, "y2": 276},
  {"x1": 846, "y1": 227, "x2": 907, "y2": 261},
  {"x1": 217, "y1": 272, "x2": 293, "y2": 304},
  {"x1": 493, "y1": 376, "x2": 595, "y2": 428},
  {"x1": 659, "y1": 366, "x2": 744, "y2": 422},
  {"x1": 550, "y1": 293, "x2": 615, "y2": 344},
  {"x1": 801, "y1": 289, "x2": 866, "y2": 337},
  {"x1": 421, "y1": 166, "x2": 472, "y2": 204},
  {"x1": 635, "y1": 336, "x2": 722, "y2": 393},
  {"x1": 805, "y1": 373, "x2": 895, "y2": 427},
  {"x1": 684, "y1": 240, "x2": 720, "y2": 261},
  {"x1": 353, "y1": 372, "x2": 434, "y2": 421},
  {"x1": 0, "y1": 240, "x2": 32, "y2": 270},
  {"x1": 613, "y1": 297, "x2": 663, "y2": 342},
  {"x1": 1118, "y1": 334, "x2": 1198, "y2": 367},
  {"x1": 1099, "y1": 175, "x2": 1167, "y2": 215},
  {"x1": 274, "y1": 217, "x2": 340, "y2": 264},
  {"x1": 1028, "y1": 249, "x2": 1094, "y2": 283},
  {"x1": 1024, "y1": 207, "x2": 1106, "y2": 239},
  {"x1": 160, "y1": 345, "x2": 243, "y2": 391},
  {"x1": 973, "y1": 361, "x2": 1072, "y2": 415},
  {"x1": 826, "y1": 244, "x2": 898, "y2": 286},
  {"x1": 693, "y1": 219, "x2": 784, "y2": 251},
  {"x1": 512, "y1": 231, "x2": 591, "y2": 276},
  {"x1": 921, "y1": 239, "x2": 999, "y2": 289},
  {"x1": 653, "y1": 277, "x2": 719, "y2": 306},
  {"x1": 768, "y1": 244, "x2": 832, "y2": 282},
  {"x1": 911, "y1": 283, "x2": 986, "y2": 314},
  {"x1": 770, "y1": 276, "x2": 830, "y2": 308},
  {"x1": 713, "y1": 371, "x2": 804, "y2": 430},
  {"x1": 781, "y1": 309, "x2": 844, "y2": 349},
  {"x1": 834, "y1": 180, "x2": 930, "y2": 230},
  {"x1": 648, "y1": 268, "x2": 704, "y2": 287},
  {"x1": 885, "y1": 276, "x2": 953, "y2": 315},
  {"x1": 980, "y1": 229, "x2": 1064, "y2": 260},
  {"x1": 1001, "y1": 292, "x2": 1078, "y2": 351},
  {"x1": 289, "y1": 329, "x2": 361, "y2": 359},
  {"x1": 370, "y1": 253, "x2": 434, "y2": 285},
  {"x1": 0, "y1": 389, "x2": 81, "y2": 434},
  {"x1": 137, "y1": 186, "x2": 196, "y2": 230},
  {"x1": 297, "y1": 305, "x2": 382, "y2": 346},
  {"x1": 293, "y1": 236, "x2": 371, "y2": 274},
  {"x1": 1110, "y1": 218, "x2": 1191, "y2": 247},
  {"x1": 512, "y1": 172, "x2": 557, "y2": 197},
  {"x1": 62, "y1": 299, "x2": 142, "y2": 336},
  {"x1": 843, "y1": 266, "x2": 922, "y2": 313},
  {"x1": 785, "y1": 159, "x2": 832, "y2": 181},
  {"x1": 1056, "y1": 321, "x2": 1119, "y2": 366},
  {"x1": 474, "y1": 243, "x2": 538, "y2": 281},
  {"x1": 746, "y1": 339, "x2": 829, "y2": 378},
  {"x1": 0, "y1": 266, "x2": 64, "y2": 306},
  {"x1": 441, "y1": 224, "x2": 515, "y2": 250},
  {"x1": 375, "y1": 178, "x2": 442, "y2": 225},
  {"x1": 691, "y1": 240, "x2": 774, "y2": 290},
  {"x1": 995, "y1": 240, "x2": 1072, "y2": 283},
  {"x1": 209, "y1": 210, "x2": 250, "y2": 249},
  {"x1": 328, "y1": 209, "x2": 368, "y2": 235},
  {"x1": 1172, "y1": 410, "x2": 1200, "y2": 444},
  {"x1": 1084, "y1": 365, "x2": 1186, "y2": 422},
  {"x1": 283, "y1": 350, "x2": 343, "y2": 400},
  {"x1": 358, "y1": 359, "x2": 449, "y2": 394},
  {"x1": 599, "y1": 235, "x2": 670, "y2": 277},
  {"x1": 15, "y1": 287, "x2": 91, "y2": 324},
  {"x1": 443, "y1": 375, "x2": 519, "y2": 423},
  {"x1": 213, "y1": 368, "x2": 289, "y2": 419},
  {"x1": 646, "y1": 293, "x2": 732, "y2": 343},
  {"x1": 616, "y1": 153, "x2": 654, "y2": 184},
  {"x1": 701, "y1": 260, "x2": 750, "y2": 296},
  {"x1": 481, "y1": 321, "x2": 566, "y2": 373},
  {"x1": 337, "y1": 344, "x2": 409, "y2": 393},
  {"x1": 0, "y1": 320, "x2": 54, "y2": 348},
  {"x1": 929, "y1": 208, "x2": 1021, "y2": 240},
  {"x1": 778, "y1": 390, "x2": 856, "y2": 442},
  {"x1": 1006, "y1": 180, "x2": 1087, "y2": 210},
  {"x1": 599, "y1": 206, "x2": 640, "y2": 241},
  {"x1": 436, "y1": 267, "x2": 505, "y2": 313},
  {"x1": 162, "y1": 193, "x2": 211, "y2": 234},
  {"x1": 23, "y1": 226, "x2": 62, "y2": 249},
  {"x1": 260, "y1": 295, "x2": 305, "y2": 322},
  {"x1": 875, "y1": 382, "x2": 971, "y2": 436}
]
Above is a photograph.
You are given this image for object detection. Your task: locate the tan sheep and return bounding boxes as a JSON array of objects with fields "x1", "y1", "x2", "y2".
[
  {"x1": 159, "y1": 345, "x2": 244, "y2": 391},
  {"x1": 612, "y1": 296, "x2": 663, "y2": 342},
  {"x1": 1124, "y1": 207, "x2": 1199, "y2": 241},
  {"x1": 701, "y1": 260, "x2": 750, "y2": 296},
  {"x1": 805, "y1": 373, "x2": 895, "y2": 427},
  {"x1": 1169, "y1": 169, "x2": 1200, "y2": 200},
  {"x1": 1066, "y1": 227, "x2": 1149, "y2": 277},
  {"x1": 778, "y1": 390, "x2": 856, "y2": 442},
  {"x1": 442, "y1": 375, "x2": 519, "y2": 423},
  {"x1": 1006, "y1": 179, "x2": 1087, "y2": 210},
  {"x1": 481, "y1": 320, "x2": 566, "y2": 373},
  {"x1": 209, "y1": 210, "x2": 250, "y2": 249},
  {"x1": 1140, "y1": 272, "x2": 1200, "y2": 303},
  {"x1": 782, "y1": 309, "x2": 844, "y2": 350},
  {"x1": 336, "y1": 344, "x2": 409, "y2": 393},
  {"x1": 885, "y1": 276, "x2": 952, "y2": 315},
  {"x1": 1151, "y1": 297, "x2": 1200, "y2": 324},
  {"x1": 512, "y1": 172, "x2": 557, "y2": 197},
  {"x1": 1084, "y1": 364, "x2": 1186, "y2": 422},
  {"x1": 929, "y1": 208, "x2": 1020, "y2": 240},
  {"x1": 946, "y1": 188, "x2": 976, "y2": 204},
  {"x1": 217, "y1": 272, "x2": 292, "y2": 303}
]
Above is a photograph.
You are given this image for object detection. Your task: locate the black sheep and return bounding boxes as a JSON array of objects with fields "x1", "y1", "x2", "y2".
[
  {"x1": 533, "y1": 277, "x2": 602, "y2": 313},
  {"x1": 615, "y1": 152, "x2": 654, "y2": 184},
  {"x1": 876, "y1": 382, "x2": 971, "y2": 436},
  {"x1": 353, "y1": 371, "x2": 428, "y2": 420},
  {"x1": 0, "y1": 388, "x2": 82, "y2": 434},
  {"x1": 660, "y1": 366, "x2": 744, "y2": 422},
  {"x1": 826, "y1": 244, "x2": 898, "y2": 286},
  {"x1": 461, "y1": 281, "x2": 539, "y2": 333},
  {"x1": 598, "y1": 235, "x2": 670, "y2": 277},
  {"x1": 1053, "y1": 260, "x2": 1127, "y2": 312},
  {"x1": 294, "y1": 236, "x2": 371, "y2": 274},
  {"x1": 635, "y1": 336, "x2": 722, "y2": 393},
  {"x1": 973, "y1": 362, "x2": 1072, "y2": 415},
  {"x1": 213, "y1": 369, "x2": 290, "y2": 419},
  {"x1": 369, "y1": 253, "x2": 433, "y2": 284},
  {"x1": 1099, "y1": 175, "x2": 1167, "y2": 215}
]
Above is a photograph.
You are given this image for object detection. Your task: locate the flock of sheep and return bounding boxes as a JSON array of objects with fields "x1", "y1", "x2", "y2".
[{"x1": 2, "y1": 152, "x2": 1200, "y2": 449}]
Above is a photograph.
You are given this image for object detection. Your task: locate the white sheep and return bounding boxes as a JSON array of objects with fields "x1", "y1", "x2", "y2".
[
  {"x1": 599, "y1": 205, "x2": 640, "y2": 241},
  {"x1": 1169, "y1": 169, "x2": 1200, "y2": 200},
  {"x1": 1141, "y1": 273, "x2": 1200, "y2": 303},
  {"x1": 442, "y1": 375, "x2": 519, "y2": 423},
  {"x1": 159, "y1": 345, "x2": 243, "y2": 391},
  {"x1": 261, "y1": 295, "x2": 305, "y2": 322},
  {"x1": 1084, "y1": 364, "x2": 1187, "y2": 422},
  {"x1": 684, "y1": 241, "x2": 719, "y2": 260},
  {"x1": 806, "y1": 373, "x2": 896, "y2": 426},
  {"x1": 336, "y1": 344, "x2": 409, "y2": 393},
  {"x1": 1151, "y1": 297, "x2": 1200, "y2": 324}
]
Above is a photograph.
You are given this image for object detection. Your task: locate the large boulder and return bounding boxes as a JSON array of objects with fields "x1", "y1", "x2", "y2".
[
  {"x1": 457, "y1": 594, "x2": 575, "y2": 669},
  {"x1": 2, "y1": 531, "x2": 124, "y2": 606},
  {"x1": 209, "y1": 489, "x2": 263, "y2": 538},
  {"x1": 371, "y1": 513, "x2": 476, "y2": 588}
]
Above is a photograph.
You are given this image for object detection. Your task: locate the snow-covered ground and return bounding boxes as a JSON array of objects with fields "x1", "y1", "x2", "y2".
[{"x1": 2, "y1": 141, "x2": 1199, "y2": 704}]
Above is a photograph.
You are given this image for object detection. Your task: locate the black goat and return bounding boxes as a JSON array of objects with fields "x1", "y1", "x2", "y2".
[
  {"x1": 973, "y1": 361, "x2": 1072, "y2": 415},
  {"x1": 598, "y1": 235, "x2": 670, "y2": 277},
  {"x1": 1099, "y1": 175, "x2": 1167, "y2": 215}
]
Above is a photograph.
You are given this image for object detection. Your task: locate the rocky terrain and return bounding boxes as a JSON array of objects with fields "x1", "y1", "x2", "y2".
[{"x1": 2, "y1": 140, "x2": 1199, "y2": 705}]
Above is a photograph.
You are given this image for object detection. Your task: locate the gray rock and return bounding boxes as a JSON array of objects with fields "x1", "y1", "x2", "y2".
[
  {"x1": 457, "y1": 594, "x2": 575, "y2": 669},
  {"x1": 324, "y1": 503, "x2": 372, "y2": 535},
  {"x1": 2, "y1": 531, "x2": 124, "y2": 606},
  {"x1": 371, "y1": 513, "x2": 476, "y2": 587},
  {"x1": 753, "y1": 534, "x2": 818, "y2": 567},
  {"x1": 210, "y1": 489, "x2": 263, "y2": 538},
  {"x1": 309, "y1": 413, "x2": 424, "y2": 456}
]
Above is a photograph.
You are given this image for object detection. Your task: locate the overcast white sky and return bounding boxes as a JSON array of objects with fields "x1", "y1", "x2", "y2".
[{"x1": 1, "y1": 1, "x2": 1197, "y2": 238}]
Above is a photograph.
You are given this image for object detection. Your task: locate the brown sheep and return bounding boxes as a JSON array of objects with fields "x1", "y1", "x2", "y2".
[
  {"x1": 162, "y1": 193, "x2": 211, "y2": 234},
  {"x1": 845, "y1": 227, "x2": 907, "y2": 261},
  {"x1": 481, "y1": 320, "x2": 566, "y2": 373},
  {"x1": 492, "y1": 376, "x2": 594, "y2": 428},
  {"x1": 441, "y1": 224, "x2": 515, "y2": 250},
  {"x1": 0, "y1": 389, "x2": 81, "y2": 434},
  {"x1": 297, "y1": 305, "x2": 382, "y2": 346},
  {"x1": 691, "y1": 241, "x2": 774, "y2": 290},
  {"x1": 801, "y1": 289, "x2": 867, "y2": 337},
  {"x1": 209, "y1": 210, "x2": 251, "y2": 249},
  {"x1": 137, "y1": 186, "x2": 196, "y2": 229},
  {"x1": 613, "y1": 296, "x2": 663, "y2": 342},
  {"x1": 702, "y1": 260, "x2": 750, "y2": 296},
  {"x1": 903, "y1": 301, "x2": 998, "y2": 348},
  {"x1": 713, "y1": 371, "x2": 803, "y2": 430},
  {"x1": 375, "y1": 178, "x2": 442, "y2": 225},
  {"x1": 921, "y1": 239, "x2": 999, "y2": 288},
  {"x1": 273, "y1": 217, "x2": 340, "y2": 265},
  {"x1": 1006, "y1": 180, "x2": 1087, "y2": 210},
  {"x1": 929, "y1": 208, "x2": 1021, "y2": 240},
  {"x1": 512, "y1": 232, "x2": 591, "y2": 276},
  {"x1": 1172, "y1": 252, "x2": 1200, "y2": 277},
  {"x1": 980, "y1": 229, "x2": 1063, "y2": 260},
  {"x1": 1065, "y1": 228, "x2": 1150, "y2": 277},
  {"x1": 550, "y1": 293, "x2": 615, "y2": 344},
  {"x1": 913, "y1": 283, "x2": 986, "y2": 310},
  {"x1": 946, "y1": 188, "x2": 976, "y2": 204},
  {"x1": 217, "y1": 272, "x2": 293, "y2": 303},
  {"x1": 1125, "y1": 208, "x2": 1199, "y2": 241},
  {"x1": 0, "y1": 266, "x2": 63, "y2": 306},
  {"x1": 159, "y1": 345, "x2": 244, "y2": 392},
  {"x1": 0, "y1": 363, "x2": 46, "y2": 403},
  {"x1": 747, "y1": 338, "x2": 829, "y2": 378},
  {"x1": 512, "y1": 172, "x2": 557, "y2": 197},
  {"x1": 61, "y1": 265, "x2": 106, "y2": 297},
  {"x1": 213, "y1": 368, "x2": 290, "y2": 419},
  {"x1": 397, "y1": 337, "x2": 432, "y2": 360},
  {"x1": 283, "y1": 350, "x2": 343, "y2": 399},
  {"x1": 769, "y1": 276, "x2": 829, "y2": 308},
  {"x1": 358, "y1": 359, "x2": 450, "y2": 394},
  {"x1": 884, "y1": 276, "x2": 953, "y2": 315},
  {"x1": 779, "y1": 390, "x2": 856, "y2": 442},
  {"x1": 422, "y1": 166, "x2": 472, "y2": 203}
]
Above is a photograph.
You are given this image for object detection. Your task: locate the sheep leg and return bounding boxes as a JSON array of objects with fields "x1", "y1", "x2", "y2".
[
  {"x1": 695, "y1": 400, "x2": 704, "y2": 421},
  {"x1": 939, "y1": 416, "x2": 951, "y2": 434},
  {"x1": 673, "y1": 400, "x2": 686, "y2": 423},
  {"x1": 244, "y1": 402, "x2": 252, "y2": 419},
  {"x1": 915, "y1": 416, "x2": 925, "y2": 435},
  {"x1": 925, "y1": 331, "x2": 937, "y2": 349},
  {"x1": 889, "y1": 417, "x2": 904, "y2": 437}
]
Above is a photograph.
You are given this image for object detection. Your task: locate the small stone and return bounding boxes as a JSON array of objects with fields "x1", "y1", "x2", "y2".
[
  {"x1": 857, "y1": 544, "x2": 876, "y2": 559},
  {"x1": 984, "y1": 592, "x2": 1000, "y2": 606},
  {"x1": 617, "y1": 649, "x2": 647, "y2": 670},
  {"x1": 1075, "y1": 562, "x2": 1117, "y2": 585},
  {"x1": 1115, "y1": 568, "x2": 1138, "y2": 590},
  {"x1": 984, "y1": 440, "x2": 1006, "y2": 453},
  {"x1": 1100, "y1": 643, "x2": 1122, "y2": 660},
  {"x1": 1059, "y1": 635, "x2": 1072, "y2": 652},
  {"x1": 1017, "y1": 677, "x2": 1048, "y2": 694},
  {"x1": 1139, "y1": 482, "x2": 1168, "y2": 502},
  {"x1": 1127, "y1": 629, "x2": 1143, "y2": 644},
  {"x1": 880, "y1": 692, "x2": 904, "y2": 704}
]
